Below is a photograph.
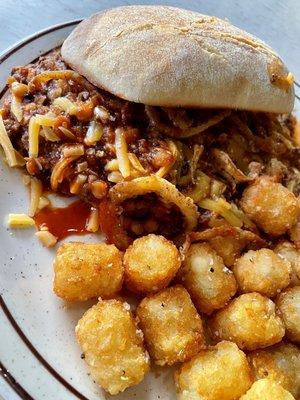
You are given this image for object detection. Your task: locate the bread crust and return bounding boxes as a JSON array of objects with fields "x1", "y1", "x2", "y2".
[{"x1": 62, "y1": 5, "x2": 294, "y2": 113}]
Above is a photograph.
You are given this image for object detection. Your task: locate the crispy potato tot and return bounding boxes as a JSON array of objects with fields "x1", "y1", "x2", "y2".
[
  {"x1": 53, "y1": 242, "x2": 123, "y2": 301},
  {"x1": 76, "y1": 299, "x2": 150, "y2": 395},
  {"x1": 276, "y1": 287, "x2": 300, "y2": 342},
  {"x1": 240, "y1": 379, "x2": 295, "y2": 400},
  {"x1": 240, "y1": 176, "x2": 299, "y2": 236},
  {"x1": 136, "y1": 285, "x2": 205, "y2": 366},
  {"x1": 123, "y1": 234, "x2": 181, "y2": 294},
  {"x1": 174, "y1": 341, "x2": 253, "y2": 400},
  {"x1": 247, "y1": 343, "x2": 300, "y2": 399},
  {"x1": 178, "y1": 243, "x2": 237, "y2": 314},
  {"x1": 209, "y1": 293, "x2": 285, "y2": 350},
  {"x1": 275, "y1": 242, "x2": 300, "y2": 286},
  {"x1": 233, "y1": 249, "x2": 291, "y2": 297}
]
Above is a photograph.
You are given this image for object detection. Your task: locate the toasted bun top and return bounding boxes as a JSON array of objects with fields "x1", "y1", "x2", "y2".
[{"x1": 62, "y1": 5, "x2": 294, "y2": 113}]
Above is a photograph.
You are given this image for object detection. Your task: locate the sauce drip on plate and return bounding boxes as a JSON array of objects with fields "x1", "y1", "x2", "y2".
[{"x1": 34, "y1": 200, "x2": 91, "y2": 240}]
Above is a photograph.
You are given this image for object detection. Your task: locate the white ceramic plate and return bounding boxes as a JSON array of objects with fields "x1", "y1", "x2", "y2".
[
  {"x1": 1, "y1": 19, "x2": 300, "y2": 400},
  {"x1": 0, "y1": 21, "x2": 176, "y2": 400}
]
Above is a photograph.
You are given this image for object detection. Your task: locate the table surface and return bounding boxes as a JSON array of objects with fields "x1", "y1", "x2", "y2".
[{"x1": 1, "y1": 0, "x2": 300, "y2": 81}]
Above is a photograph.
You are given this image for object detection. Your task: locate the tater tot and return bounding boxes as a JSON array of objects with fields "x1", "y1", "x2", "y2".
[
  {"x1": 276, "y1": 287, "x2": 300, "y2": 342},
  {"x1": 240, "y1": 176, "x2": 299, "y2": 236},
  {"x1": 123, "y1": 234, "x2": 181, "y2": 294},
  {"x1": 275, "y1": 242, "x2": 300, "y2": 286},
  {"x1": 209, "y1": 293, "x2": 285, "y2": 350},
  {"x1": 53, "y1": 242, "x2": 123, "y2": 301},
  {"x1": 76, "y1": 299, "x2": 150, "y2": 395},
  {"x1": 136, "y1": 285, "x2": 205, "y2": 366},
  {"x1": 178, "y1": 243, "x2": 237, "y2": 314},
  {"x1": 240, "y1": 379, "x2": 295, "y2": 400},
  {"x1": 233, "y1": 249, "x2": 291, "y2": 297},
  {"x1": 247, "y1": 343, "x2": 300, "y2": 399},
  {"x1": 174, "y1": 341, "x2": 253, "y2": 400}
]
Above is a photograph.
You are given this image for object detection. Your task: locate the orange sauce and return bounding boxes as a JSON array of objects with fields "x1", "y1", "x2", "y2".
[{"x1": 34, "y1": 200, "x2": 91, "y2": 240}]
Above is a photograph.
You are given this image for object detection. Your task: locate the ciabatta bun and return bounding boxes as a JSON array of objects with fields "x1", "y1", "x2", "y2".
[{"x1": 62, "y1": 5, "x2": 294, "y2": 113}]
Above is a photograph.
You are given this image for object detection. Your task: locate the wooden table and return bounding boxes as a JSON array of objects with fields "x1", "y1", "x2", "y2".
[{"x1": 0, "y1": 0, "x2": 300, "y2": 80}]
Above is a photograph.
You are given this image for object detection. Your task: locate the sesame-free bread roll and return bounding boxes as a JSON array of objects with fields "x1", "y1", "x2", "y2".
[{"x1": 62, "y1": 5, "x2": 294, "y2": 113}]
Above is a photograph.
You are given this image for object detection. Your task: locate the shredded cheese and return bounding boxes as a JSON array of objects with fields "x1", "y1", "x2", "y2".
[
  {"x1": 38, "y1": 196, "x2": 50, "y2": 211},
  {"x1": 35, "y1": 114, "x2": 58, "y2": 127},
  {"x1": 0, "y1": 113, "x2": 18, "y2": 167},
  {"x1": 29, "y1": 70, "x2": 82, "y2": 88},
  {"x1": 84, "y1": 121, "x2": 103, "y2": 146},
  {"x1": 53, "y1": 97, "x2": 78, "y2": 115},
  {"x1": 90, "y1": 180, "x2": 107, "y2": 199},
  {"x1": 230, "y1": 203, "x2": 257, "y2": 230},
  {"x1": 11, "y1": 94, "x2": 23, "y2": 122},
  {"x1": 128, "y1": 153, "x2": 147, "y2": 174},
  {"x1": 107, "y1": 171, "x2": 123, "y2": 183},
  {"x1": 115, "y1": 128, "x2": 130, "y2": 178},
  {"x1": 86, "y1": 207, "x2": 99, "y2": 232},
  {"x1": 28, "y1": 116, "x2": 40, "y2": 158},
  {"x1": 28, "y1": 177, "x2": 43, "y2": 217},
  {"x1": 94, "y1": 106, "x2": 110, "y2": 123},
  {"x1": 15, "y1": 150, "x2": 26, "y2": 166},
  {"x1": 41, "y1": 126, "x2": 60, "y2": 142},
  {"x1": 35, "y1": 229, "x2": 57, "y2": 247},
  {"x1": 155, "y1": 141, "x2": 177, "y2": 178},
  {"x1": 198, "y1": 198, "x2": 243, "y2": 228},
  {"x1": 8, "y1": 214, "x2": 35, "y2": 228},
  {"x1": 62, "y1": 144, "x2": 84, "y2": 157},
  {"x1": 105, "y1": 159, "x2": 119, "y2": 171},
  {"x1": 50, "y1": 155, "x2": 80, "y2": 190},
  {"x1": 11, "y1": 82, "x2": 28, "y2": 97},
  {"x1": 70, "y1": 174, "x2": 87, "y2": 194}
]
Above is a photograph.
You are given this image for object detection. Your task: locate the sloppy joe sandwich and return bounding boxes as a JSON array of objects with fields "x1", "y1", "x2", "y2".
[{"x1": 0, "y1": 5, "x2": 298, "y2": 250}]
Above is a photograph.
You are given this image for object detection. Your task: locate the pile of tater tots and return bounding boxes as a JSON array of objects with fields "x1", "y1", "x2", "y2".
[{"x1": 53, "y1": 176, "x2": 300, "y2": 400}]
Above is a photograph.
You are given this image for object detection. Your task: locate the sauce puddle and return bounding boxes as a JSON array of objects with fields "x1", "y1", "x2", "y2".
[{"x1": 34, "y1": 199, "x2": 91, "y2": 240}]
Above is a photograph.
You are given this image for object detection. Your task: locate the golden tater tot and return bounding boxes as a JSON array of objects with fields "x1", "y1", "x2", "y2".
[
  {"x1": 276, "y1": 287, "x2": 300, "y2": 342},
  {"x1": 233, "y1": 249, "x2": 291, "y2": 297},
  {"x1": 247, "y1": 343, "x2": 300, "y2": 399},
  {"x1": 53, "y1": 242, "x2": 123, "y2": 301},
  {"x1": 136, "y1": 285, "x2": 205, "y2": 366},
  {"x1": 123, "y1": 234, "x2": 181, "y2": 294},
  {"x1": 209, "y1": 293, "x2": 285, "y2": 350},
  {"x1": 240, "y1": 176, "x2": 299, "y2": 236},
  {"x1": 240, "y1": 379, "x2": 295, "y2": 400},
  {"x1": 76, "y1": 299, "x2": 150, "y2": 395},
  {"x1": 178, "y1": 243, "x2": 237, "y2": 314},
  {"x1": 174, "y1": 341, "x2": 253, "y2": 400},
  {"x1": 275, "y1": 242, "x2": 300, "y2": 286}
]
